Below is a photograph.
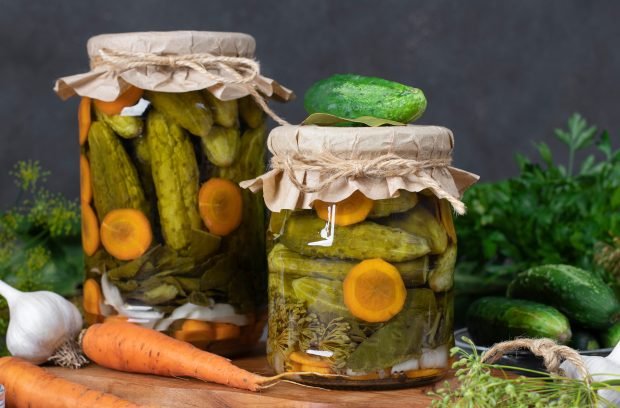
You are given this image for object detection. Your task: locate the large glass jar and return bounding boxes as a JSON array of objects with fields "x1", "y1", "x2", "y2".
[
  {"x1": 55, "y1": 31, "x2": 293, "y2": 356},
  {"x1": 243, "y1": 124, "x2": 478, "y2": 388}
]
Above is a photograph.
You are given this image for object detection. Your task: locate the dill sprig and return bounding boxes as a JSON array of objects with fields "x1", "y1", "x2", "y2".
[{"x1": 430, "y1": 338, "x2": 619, "y2": 407}]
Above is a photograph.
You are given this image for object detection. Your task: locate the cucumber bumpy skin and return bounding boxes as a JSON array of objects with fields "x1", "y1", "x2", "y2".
[
  {"x1": 145, "y1": 91, "x2": 213, "y2": 137},
  {"x1": 280, "y1": 213, "x2": 431, "y2": 262},
  {"x1": 507, "y1": 264, "x2": 620, "y2": 330},
  {"x1": 377, "y1": 206, "x2": 448, "y2": 255},
  {"x1": 467, "y1": 297, "x2": 572, "y2": 346},
  {"x1": 145, "y1": 110, "x2": 201, "y2": 250},
  {"x1": 304, "y1": 74, "x2": 427, "y2": 123},
  {"x1": 88, "y1": 121, "x2": 148, "y2": 219},
  {"x1": 269, "y1": 243, "x2": 429, "y2": 286}
]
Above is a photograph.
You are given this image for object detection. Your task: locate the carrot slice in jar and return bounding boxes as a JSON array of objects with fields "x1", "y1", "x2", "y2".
[
  {"x1": 314, "y1": 191, "x2": 374, "y2": 226},
  {"x1": 198, "y1": 178, "x2": 243, "y2": 236},
  {"x1": 83, "y1": 278, "x2": 102, "y2": 316},
  {"x1": 81, "y1": 203, "x2": 100, "y2": 256},
  {"x1": 78, "y1": 97, "x2": 92, "y2": 146},
  {"x1": 79, "y1": 154, "x2": 92, "y2": 203},
  {"x1": 93, "y1": 86, "x2": 144, "y2": 116},
  {"x1": 100, "y1": 208, "x2": 152, "y2": 261},
  {"x1": 343, "y1": 258, "x2": 407, "y2": 323}
]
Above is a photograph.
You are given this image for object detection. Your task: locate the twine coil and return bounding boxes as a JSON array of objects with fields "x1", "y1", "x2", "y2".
[
  {"x1": 91, "y1": 48, "x2": 289, "y2": 125},
  {"x1": 481, "y1": 338, "x2": 591, "y2": 383},
  {"x1": 270, "y1": 151, "x2": 466, "y2": 213}
]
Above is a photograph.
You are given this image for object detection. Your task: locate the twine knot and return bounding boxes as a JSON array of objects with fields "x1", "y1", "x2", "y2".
[
  {"x1": 482, "y1": 338, "x2": 591, "y2": 383},
  {"x1": 91, "y1": 48, "x2": 288, "y2": 125}
]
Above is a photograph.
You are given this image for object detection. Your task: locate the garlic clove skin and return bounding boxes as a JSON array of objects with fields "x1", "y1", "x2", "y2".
[{"x1": 0, "y1": 280, "x2": 82, "y2": 365}]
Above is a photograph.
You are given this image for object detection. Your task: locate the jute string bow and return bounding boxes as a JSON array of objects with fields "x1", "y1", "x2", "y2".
[
  {"x1": 91, "y1": 48, "x2": 289, "y2": 125},
  {"x1": 270, "y1": 150, "x2": 466, "y2": 214},
  {"x1": 482, "y1": 338, "x2": 591, "y2": 383}
]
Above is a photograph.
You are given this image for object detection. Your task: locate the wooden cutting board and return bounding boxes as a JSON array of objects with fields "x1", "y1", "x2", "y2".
[{"x1": 47, "y1": 352, "x2": 450, "y2": 407}]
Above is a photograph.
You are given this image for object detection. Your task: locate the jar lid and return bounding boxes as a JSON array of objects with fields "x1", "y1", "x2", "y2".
[
  {"x1": 241, "y1": 124, "x2": 479, "y2": 214},
  {"x1": 54, "y1": 31, "x2": 294, "y2": 107},
  {"x1": 87, "y1": 31, "x2": 256, "y2": 60}
]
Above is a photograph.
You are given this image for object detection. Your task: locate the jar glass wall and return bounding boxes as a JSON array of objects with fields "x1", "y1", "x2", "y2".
[
  {"x1": 80, "y1": 88, "x2": 268, "y2": 356},
  {"x1": 266, "y1": 190, "x2": 456, "y2": 388}
]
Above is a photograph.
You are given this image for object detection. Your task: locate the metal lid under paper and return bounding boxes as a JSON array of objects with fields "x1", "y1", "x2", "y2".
[
  {"x1": 54, "y1": 31, "x2": 294, "y2": 103},
  {"x1": 241, "y1": 124, "x2": 479, "y2": 214}
]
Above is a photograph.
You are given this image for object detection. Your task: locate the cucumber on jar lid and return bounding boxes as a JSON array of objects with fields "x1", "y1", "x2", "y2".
[
  {"x1": 506, "y1": 264, "x2": 620, "y2": 330},
  {"x1": 304, "y1": 74, "x2": 427, "y2": 123},
  {"x1": 466, "y1": 297, "x2": 572, "y2": 346}
]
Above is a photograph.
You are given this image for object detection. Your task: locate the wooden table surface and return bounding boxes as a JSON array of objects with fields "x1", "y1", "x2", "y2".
[{"x1": 47, "y1": 352, "x2": 450, "y2": 408}]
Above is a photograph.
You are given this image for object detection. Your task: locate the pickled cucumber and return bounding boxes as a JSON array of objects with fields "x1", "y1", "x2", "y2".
[
  {"x1": 346, "y1": 289, "x2": 437, "y2": 371},
  {"x1": 88, "y1": 121, "x2": 148, "y2": 218},
  {"x1": 146, "y1": 110, "x2": 201, "y2": 250},
  {"x1": 369, "y1": 191, "x2": 418, "y2": 218},
  {"x1": 268, "y1": 243, "x2": 428, "y2": 286},
  {"x1": 239, "y1": 96, "x2": 264, "y2": 128},
  {"x1": 280, "y1": 214, "x2": 430, "y2": 262},
  {"x1": 217, "y1": 124, "x2": 266, "y2": 182},
  {"x1": 292, "y1": 277, "x2": 350, "y2": 315},
  {"x1": 145, "y1": 91, "x2": 213, "y2": 137},
  {"x1": 428, "y1": 245, "x2": 456, "y2": 292},
  {"x1": 94, "y1": 108, "x2": 142, "y2": 138},
  {"x1": 203, "y1": 91, "x2": 238, "y2": 128},
  {"x1": 200, "y1": 126, "x2": 240, "y2": 167},
  {"x1": 378, "y1": 206, "x2": 448, "y2": 254}
]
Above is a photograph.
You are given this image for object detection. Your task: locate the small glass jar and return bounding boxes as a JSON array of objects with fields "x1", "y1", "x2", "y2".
[
  {"x1": 243, "y1": 124, "x2": 477, "y2": 388},
  {"x1": 56, "y1": 31, "x2": 292, "y2": 356}
]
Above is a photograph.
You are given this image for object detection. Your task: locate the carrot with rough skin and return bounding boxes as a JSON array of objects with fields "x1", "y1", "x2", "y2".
[
  {"x1": 78, "y1": 97, "x2": 92, "y2": 145},
  {"x1": 93, "y1": 86, "x2": 144, "y2": 116},
  {"x1": 82, "y1": 322, "x2": 277, "y2": 391},
  {"x1": 0, "y1": 357, "x2": 143, "y2": 408}
]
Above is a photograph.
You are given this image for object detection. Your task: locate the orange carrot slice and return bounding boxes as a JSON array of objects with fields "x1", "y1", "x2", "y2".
[
  {"x1": 213, "y1": 322, "x2": 241, "y2": 340},
  {"x1": 198, "y1": 178, "x2": 243, "y2": 236},
  {"x1": 100, "y1": 208, "x2": 152, "y2": 261},
  {"x1": 83, "y1": 278, "x2": 102, "y2": 315},
  {"x1": 81, "y1": 203, "x2": 100, "y2": 256},
  {"x1": 93, "y1": 86, "x2": 144, "y2": 116},
  {"x1": 314, "y1": 191, "x2": 374, "y2": 226},
  {"x1": 300, "y1": 364, "x2": 332, "y2": 374},
  {"x1": 80, "y1": 154, "x2": 92, "y2": 203},
  {"x1": 173, "y1": 320, "x2": 216, "y2": 343},
  {"x1": 78, "y1": 97, "x2": 92, "y2": 146},
  {"x1": 404, "y1": 368, "x2": 443, "y2": 379},
  {"x1": 343, "y1": 258, "x2": 407, "y2": 323},
  {"x1": 104, "y1": 315, "x2": 129, "y2": 324},
  {"x1": 289, "y1": 351, "x2": 331, "y2": 368}
]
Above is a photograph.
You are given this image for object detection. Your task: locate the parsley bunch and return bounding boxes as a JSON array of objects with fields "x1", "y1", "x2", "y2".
[{"x1": 456, "y1": 114, "x2": 620, "y2": 295}]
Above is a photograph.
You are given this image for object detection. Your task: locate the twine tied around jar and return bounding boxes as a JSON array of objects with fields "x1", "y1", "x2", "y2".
[
  {"x1": 270, "y1": 150, "x2": 467, "y2": 213},
  {"x1": 91, "y1": 48, "x2": 289, "y2": 125},
  {"x1": 481, "y1": 338, "x2": 591, "y2": 383}
]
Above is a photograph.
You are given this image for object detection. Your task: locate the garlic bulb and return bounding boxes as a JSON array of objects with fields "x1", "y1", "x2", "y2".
[{"x1": 0, "y1": 280, "x2": 83, "y2": 365}]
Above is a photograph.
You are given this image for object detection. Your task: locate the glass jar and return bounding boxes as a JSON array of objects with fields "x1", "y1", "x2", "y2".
[
  {"x1": 55, "y1": 31, "x2": 293, "y2": 356},
  {"x1": 243, "y1": 124, "x2": 478, "y2": 388}
]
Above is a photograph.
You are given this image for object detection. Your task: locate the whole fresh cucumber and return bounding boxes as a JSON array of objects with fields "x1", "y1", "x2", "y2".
[
  {"x1": 467, "y1": 297, "x2": 572, "y2": 345},
  {"x1": 570, "y1": 330, "x2": 600, "y2": 351},
  {"x1": 507, "y1": 264, "x2": 620, "y2": 330},
  {"x1": 601, "y1": 322, "x2": 620, "y2": 348},
  {"x1": 304, "y1": 74, "x2": 427, "y2": 123}
]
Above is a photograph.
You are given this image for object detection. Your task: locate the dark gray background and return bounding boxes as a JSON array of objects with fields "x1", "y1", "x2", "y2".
[{"x1": 1, "y1": 0, "x2": 618, "y2": 206}]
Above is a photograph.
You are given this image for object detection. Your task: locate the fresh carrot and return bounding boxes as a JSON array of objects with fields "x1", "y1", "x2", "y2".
[
  {"x1": 80, "y1": 154, "x2": 92, "y2": 203},
  {"x1": 93, "y1": 86, "x2": 144, "y2": 116},
  {"x1": 100, "y1": 208, "x2": 152, "y2": 261},
  {"x1": 81, "y1": 322, "x2": 275, "y2": 391},
  {"x1": 78, "y1": 97, "x2": 92, "y2": 145},
  {"x1": 81, "y1": 203, "x2": 100, "y2": 256},
  {"x1": 198, "y1": 178, "x2": 243, "y2": 236},
  {"x1": 0, "y1": 357, "x2": 142, "y2": 408}
]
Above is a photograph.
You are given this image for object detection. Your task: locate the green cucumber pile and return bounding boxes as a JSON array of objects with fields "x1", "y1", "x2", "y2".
[{"x1": 467, "y1": 264, "x2": 620, "y2": 350}]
